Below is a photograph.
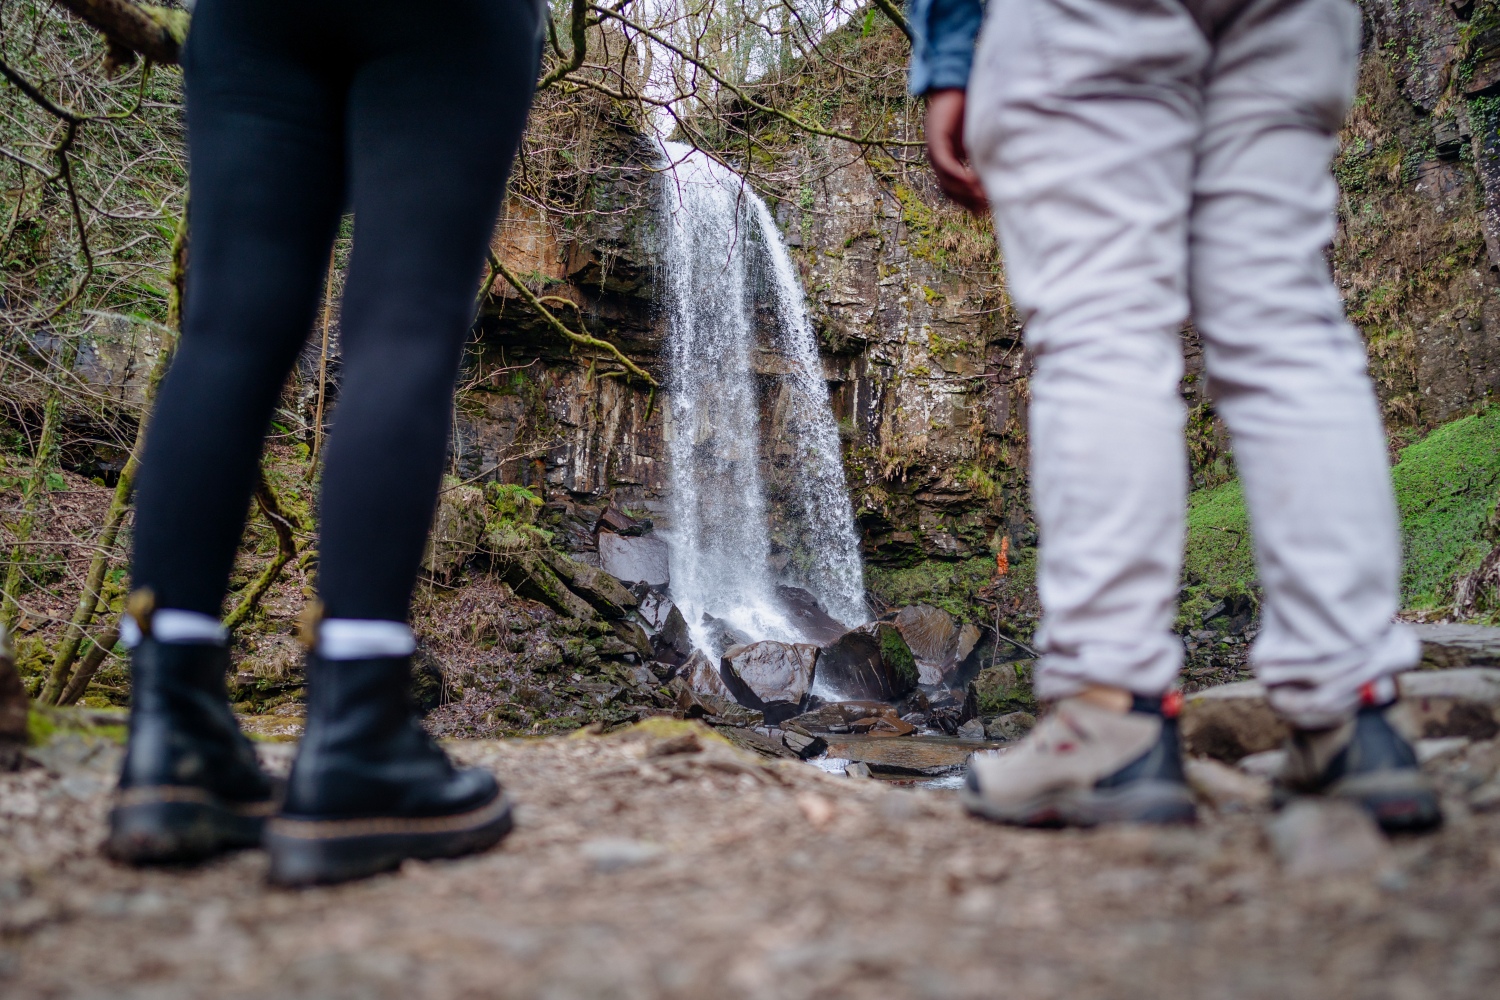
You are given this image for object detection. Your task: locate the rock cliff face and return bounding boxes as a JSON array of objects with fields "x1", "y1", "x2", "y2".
[{"x1": 453, "y1": 6, "x2": 1500, "y2": 602}]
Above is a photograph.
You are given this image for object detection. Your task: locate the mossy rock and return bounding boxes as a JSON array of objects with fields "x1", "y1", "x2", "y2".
[{"x1": 974, "y1": 660, "x2": 1037, "y2": 716}]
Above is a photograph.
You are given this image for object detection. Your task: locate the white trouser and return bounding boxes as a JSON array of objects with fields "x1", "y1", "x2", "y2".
[{"x1": 965, "y1": 0, "x2": 1419, "y2": 728}]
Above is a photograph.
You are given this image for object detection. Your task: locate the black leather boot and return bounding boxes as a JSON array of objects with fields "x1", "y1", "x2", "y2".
[
  {"x1": 265, "y1": 653, "x2": 513, "y2": 886},
  {"x1": 106, "y1": 637, "x2": 277, "y2": 864}
]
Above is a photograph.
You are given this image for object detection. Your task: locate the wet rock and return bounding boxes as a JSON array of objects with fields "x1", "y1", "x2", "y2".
[
  {"x1": 891, "y1": 605, "x2": 965, "y2": 686},
  {"x1": 652, "y1": 607, "x2": 694, "y2": 667},
  {"x1": 818, "y1": 623, "x2": 918, "y2": 701},
  {"x1": 845, "y1": 761, "x2": 873, "y2": 779},
  {"x1": 956, "y1": 719, "x2": 986, "y2": 741},
  {"x1": 984, "y1": 711, "x2": 1036, "y2": 742},
  {"x1": 928, "y1": 683, "x2": 980, "y2": 735},
  {"x1": 598, "y1": 530, "x2": 669, "y2": 587},
  {"x1": 782, "y1": 727, "x2": 829, "y2": 759},
  {"x1": 1267, "y1": 800, "x2": 1386, "y2": 877},
  {"x1": 776, "y1": 586, "x2": 848, "y2": 646},
  {"x1": 632, "y1": 586, "x2": 675, "y2": 633},
  {"x1": 598, "y1": 503, "x2": 651, "y2": 537},
  {"x1": 541, "y1": 551, "x2": 638, "y2": 619},
  {"x1": 825, "y1": 735, "x2": 988, "y2": 777},
  {"x1": 541, "y1": 500, "x2": 602, "y2": 555},
  {"x1": 422, "y1": 483, "x2": 486, "y2": 579},
  {"x1": 681, "y1": 651, "x2": 732, "y2": 701},
  {"x1": 851, "y1": 715, "x2": 917, "y2": 736},
  {"x1": 720, "y1": 641, "x2": 818, "y2": 724},
  {"x1": 1184, "y1": 757, "x2": 1271, "y2": 811},
  {"x1": 700, "y1": 614, "x2": 753, "y2": 659},
  {"x1": 786, "y1": 701, "x2": 904, "y2": 733}
]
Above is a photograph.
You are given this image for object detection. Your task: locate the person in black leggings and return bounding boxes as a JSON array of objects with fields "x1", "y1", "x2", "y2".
[{"x1": 107, "y1": 0, "x2": 542, "y2": 885}]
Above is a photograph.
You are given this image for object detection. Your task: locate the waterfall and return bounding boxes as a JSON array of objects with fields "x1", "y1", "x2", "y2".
[{"x1": 657, "y1": 140, "x2": 865, "y2": 650}]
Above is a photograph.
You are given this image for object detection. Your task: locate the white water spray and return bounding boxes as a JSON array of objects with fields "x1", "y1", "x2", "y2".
[{"x1": 657, "y1": 140, "x2": 865, "y2": 649}]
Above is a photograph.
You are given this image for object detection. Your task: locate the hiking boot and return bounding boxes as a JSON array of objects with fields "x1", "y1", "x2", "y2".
[
  {"x1": 1275, "y1": 687, "x2": 1441, "y2": 833},
  {"x1": 962, "y1": 693, "x2": 1197, "y2": 827},
  {"x1": 265, "y1": 653, "x2": 513, "y2": 887},
  {"x1": 106, "y1": 637, "x2": 277, "y2": 864}
]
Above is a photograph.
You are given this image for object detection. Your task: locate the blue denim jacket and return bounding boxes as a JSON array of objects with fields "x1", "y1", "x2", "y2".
[{"x1": 906, "y1": 0, "x2": 984, "y2": 95}]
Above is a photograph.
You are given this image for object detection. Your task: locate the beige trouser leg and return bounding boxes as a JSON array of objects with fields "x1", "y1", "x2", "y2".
[{"x1": 965, "y1": 0, "x2": 1418, "y2": 728}]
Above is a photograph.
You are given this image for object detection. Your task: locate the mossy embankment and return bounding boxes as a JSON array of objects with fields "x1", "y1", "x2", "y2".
[{"x1": 1183, "y1": 407, "x2": 1500, "y2": 617}]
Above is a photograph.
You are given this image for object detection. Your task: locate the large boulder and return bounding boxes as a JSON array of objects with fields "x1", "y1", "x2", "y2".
[
  {"x1": 652, "y1": 606, "x2": 694, "y2": 666},
  {"x1": 700, "y1": 613, "x2": 752, "y2": 659},
  {"x1": 540, "y1": 550, "x2": 637, "y2": 619},
  {"x1": 816, "y1": 622, "x2": 918, "y2": 702},
  {"x1": 891, "y1": 606, "x2": 964, "y2": 685},
  {"x1": 501, "y1": 552, "x2": 596, "y2": 620},
  {"x1": 720, "y1": 641, "x2": 819, "y2": 723},
  {"x1": 422, "y1": 483, "x2": 486, "y2": 579},
  {"x1": 776, "y1": 586, "x2": 848, "y2": 646},
  {"x1": 682, "y1": 650, "x2": 733, "y2": 701},
  {"x1": 598, "y1": 530, "x2": 669, "y2": 587}
]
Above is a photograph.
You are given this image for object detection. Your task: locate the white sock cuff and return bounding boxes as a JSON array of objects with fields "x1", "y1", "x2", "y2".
[
  {"x1": 318, "y1": 619, "x2": 416, "y2": 660},
  {"x1": 120, "y1": 609, "x2": 228, "y2": 648}
]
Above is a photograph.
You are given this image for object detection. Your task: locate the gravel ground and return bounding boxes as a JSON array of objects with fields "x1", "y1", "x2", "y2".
[{"x1": 3, "y1": 720, "x2": 1499, "y2": 1000}]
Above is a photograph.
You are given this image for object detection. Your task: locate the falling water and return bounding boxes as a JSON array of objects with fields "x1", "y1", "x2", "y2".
[{"x1": 657, "y1": 140, "x2": 865, "y2": 649}]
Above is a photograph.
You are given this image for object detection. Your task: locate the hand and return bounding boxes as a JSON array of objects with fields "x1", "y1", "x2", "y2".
[{"x1": 924, "y1": 88, "x2": 988, "y2": 215}]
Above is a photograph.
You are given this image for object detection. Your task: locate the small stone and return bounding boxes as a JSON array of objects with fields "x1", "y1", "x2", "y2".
[
  {"x1": 984, "y1": 711, "x2": 1036, "y2": 742},
  {"x1": 1236, "y1": 748, "x2": 1287, "y2": 779},
  {"x1": 1184, "y1": 756, "x2": 1271, "y2": 811},
  {"x1": 846, "y1": 761, "x2": 873, "y2": 779},
  {"x1": 580, "y1": 838, "x2": 664, "y2": 873},
  {"x1": 1267, "y1": 800, "x2": 1386, "y2": 877},
  {"x1": 956, "y1": 719, "x2": 986, "y2": 741},
  {"x1": 796, "y1": 793, "x2": 835, "y2": 828}
]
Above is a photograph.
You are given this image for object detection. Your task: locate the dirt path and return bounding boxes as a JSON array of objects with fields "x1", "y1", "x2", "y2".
[{"x1": 3, "y1": 721, "x2": 1499, "y2": 1000}]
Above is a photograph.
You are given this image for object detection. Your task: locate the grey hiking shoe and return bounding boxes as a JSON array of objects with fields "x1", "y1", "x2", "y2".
[
  {"x1": 962, "y1": 693, "x2": 1196, "y2": 827},
  {"x1": 1275, "y1": 685, "x2": 1442, "y2": 833}
]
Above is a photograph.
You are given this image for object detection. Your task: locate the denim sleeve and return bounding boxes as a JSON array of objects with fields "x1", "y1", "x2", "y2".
[{"x1": 907, "y1": 0, "x2": 984, "y2": 96}]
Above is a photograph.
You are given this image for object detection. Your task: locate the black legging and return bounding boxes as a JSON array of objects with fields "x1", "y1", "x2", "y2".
[{"x1": 132, "y1": 0, "x2": 541, "y2": 622}]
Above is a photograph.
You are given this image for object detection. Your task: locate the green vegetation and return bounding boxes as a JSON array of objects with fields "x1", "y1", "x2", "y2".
[
  {"x1": 1392, "y1": 408, "x2": 1500, "y2": 609},
  {"x1": 1182, "y1": 407, "x2": 1500, "y2": 615}
]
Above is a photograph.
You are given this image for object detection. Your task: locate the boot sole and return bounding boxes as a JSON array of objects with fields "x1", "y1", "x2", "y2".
[
  {"x1": 105, "y1": 786, "x2": 272, "y2": 865},
  {"x1": 962, "y1": 779, "x2": 1198, "y2": 828},
  {"x1": 1326, "y1": 771, "x2": 1443, "y2": 833},
  {"x1": 265, "y1": 792, "x2": 514, "y2": 887}
]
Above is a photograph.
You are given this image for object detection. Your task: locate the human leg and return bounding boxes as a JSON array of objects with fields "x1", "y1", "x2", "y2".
[
  {"x1": 958, "y1": 0, "x2": 1210, "y2": 824},
  {"x1": 109, "y1": 0, "x2": 345, "y2": 864},
  {"x1": 265, "y1": 0, "x2": 543, "y2": 885},
  {"x1": 1189, "y1": 0, "x2": 1436, "y2": 829}
]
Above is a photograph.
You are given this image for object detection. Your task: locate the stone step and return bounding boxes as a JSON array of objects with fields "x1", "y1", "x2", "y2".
[
  {"x1": 1181, "y1": 666, "x2": 1500, "y2": 761},
  {"x1": 1413, "y1": 623, "x2": 1500, "y2": 669}
]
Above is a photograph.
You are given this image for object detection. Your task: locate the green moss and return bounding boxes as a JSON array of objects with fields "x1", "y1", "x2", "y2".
[
  {"x1": 873, "y1": 622, "x2": 917, "y2": 688},
  {"x1": 1392, "y1": 408, "x2": 1500, "y2": 608},
  {"x1": 1181, "y1": 407, "x2": 1500, "y2": 613},
  {"x1": 865, "y1": 556, "x2": 1003, "y2": 624}
]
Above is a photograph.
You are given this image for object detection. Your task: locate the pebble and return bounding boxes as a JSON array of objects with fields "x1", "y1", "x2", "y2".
[
  {"x1": 580, "y1": 838, "x2": 664, "y2": 873},
  {"x1": 956, "y1": 720, "x2": 986, "y2": 741}
]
